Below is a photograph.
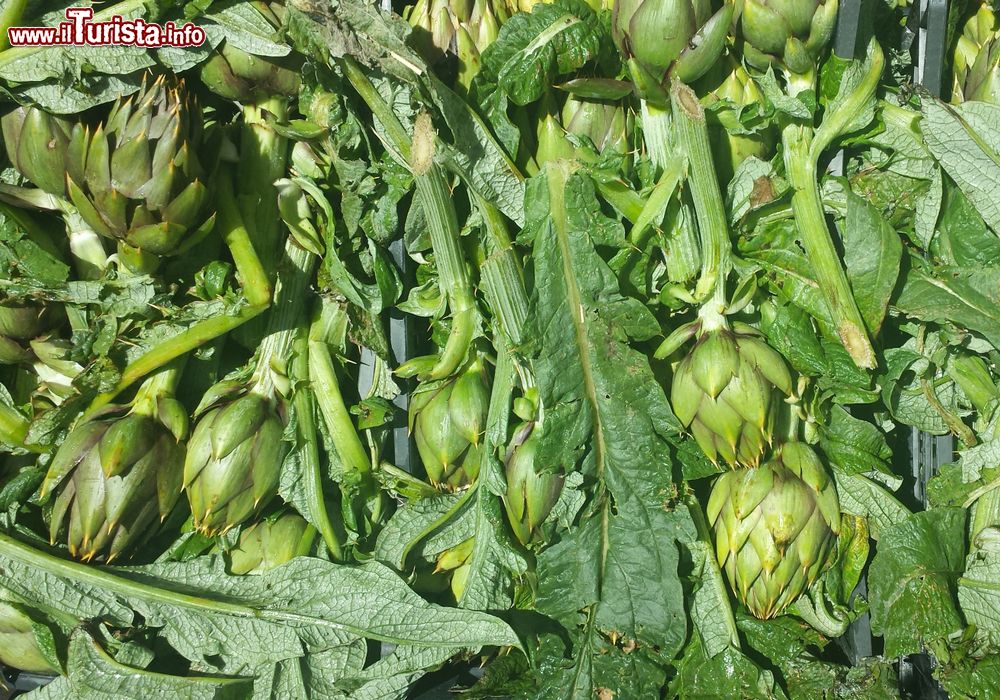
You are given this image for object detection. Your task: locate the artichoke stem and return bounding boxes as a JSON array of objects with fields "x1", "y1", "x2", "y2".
[
  {"x1": 82, "y1": 193, "x2": 271, "y2": 410},
  {"x1": 308, "y1": 321, "x2": 373, "y2": 478},
  {"x1": 292, "y1": 325, "x2": 344, "y2": 561},
  {"x1": 239, "y1": 96, "x2": 290, "y2": 275},
  {"x1": 218, "y1": 175, "x2": 273, "y2": 308},
  {"x1": 783, "y1": 124, "x2": 875, "y2": 369},
  {"x1": 972, "y1": 485, "x2": 1000, "y2": 543},
  {"x1": 252, "y1": 238, "x2": 318, "y2": 396},
  {"x1": 639, "y1": 101, "x2": 673, "y2": 172},
  {"x1": 670, "y1": 79, "x2": 730, "y2": 302},
  {"x1": 783, "y1": 68, "x2": 817, "y2": 99},
  {"x1": 478, "y1": 200, "x2": 531, "y2": 357},
  {"x1": 412, "y1": 111, "x2": 478, "y2": 380},
  {"x1": 810, "y1": 41, "x2": 884, "y2": 158},
  {"x1": 85, "y1": 302, "x2": 269, "y2": 416},
  {"x1": 341, "y1": 57, "x2": 412, "y2": 163},
  {"x1": 343, "y1": 61, "x2": 480, "y2": 380}
]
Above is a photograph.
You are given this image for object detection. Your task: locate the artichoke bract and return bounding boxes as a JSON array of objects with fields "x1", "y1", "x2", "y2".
[
  {"x1": 0, "y1": 301, "x2": 54, "y2": 364},
  {"x1": 612, "y1": 0, "x2": 732, "y2": 104},
  {"x1": 410, "y1": 357, "x2": 490, "y2": 490},
  {"x1": 0, "y1": 106, "x2": 74, "y2": 196},
  {"x1": 435, "y1": 536, "x2": 475, "y2": 601},
  {"x1": 62, "y1": 74, "x2": 214, "y2": 266},
  {"x1": 671, "y1": 320, "x2": 793, "y2": 468},
  {"x1": 41, "y1": 370, "x2": 187, "y2": 562},
  {"x1": 699, "y1": 57, "x2": 775, "y2": 183},
  {"x1": 561, "y1": 95, "x2": 630, "y2": 156},
  {"x1": 0, "y1": 597, "x2": 55, "y2": 673},
  {"x1": 184, "y1": 383, "x2": 287, "y2": 537},
  {"x1": 503, "y1": 421, "x2": 564, "y2": 545},
  {"x1": 952, "y1": 3, "x2": 1000, "y2": 104},
  {"x1": 227, "y1": 513, "x2": 316, "y2": 575},
  {"x1": 707, "y1": 441, "x2": 840, "y2": 619},
  {"x1": 737, "y1": 0, "x2": 838, "y2": 80}
]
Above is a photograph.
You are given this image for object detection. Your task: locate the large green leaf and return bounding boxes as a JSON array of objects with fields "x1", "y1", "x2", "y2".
[
  {"x1": 921, "y1": 99, "x2": 1000, "y2": 234},
  {"x1": 868, "y1": 508, "x2": 966, "y2": 657},
  {"x1": 61, "y1": 629, "x2": 252, "y2": 699},
  {"x1": 480, "y1": 0, "x2": 604, "y2": 106},
  {"x1": 895, "y1": 264, "x2": 1000, "y2": 351},
  {"x1": 0, "y1": 535, "x2": 521, "y2": 676},
  {"x1": 524, "y1": 165, "x2": 692, "y2": 693},
  {"x1": 842, "y1": 192, "x2": 901, "y2": 335}
]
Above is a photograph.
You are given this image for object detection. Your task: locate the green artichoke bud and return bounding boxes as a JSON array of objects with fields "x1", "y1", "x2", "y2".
[
  {"x1": 405, "y1": 0, "x2": 457, "y2": 64},
  {"x1": 0, "y1": 300, "x2": 56, "y2": 365},
  {"x1": 952, "y1": 3, "x2": 1000, "y2": 104},
  {"x1": 0, "y1": 594, "x2": 55, "y2": 673},
  {"x1": 536, "y1": 108, "x2": 577, "y2": 167},
  {"x1": 561, "y1": 95, "x2": 630, "y2": 156},
  {"x1": 503, "y1": 422, "x2": 564, "y2": 545},
  {"x1": 227, "y1": 513, "x2": 316, "y2": 574},
  {"x1": 612, "y1": 0, "x2": 732, "y2": 104},
  {"x1": 62, "y1": 74, "x2": 214, "y2": 264},
  {"x1": 671, "y1": 321, "x2": 793, "y2": 468},
  {"x1": 0, "y1": 106, "x2": 73, "y2": 196},
  {"x1": 409, "y1": 358, "x2": 490, "y2": 490},
  {"x1": 737, "y1": 0, "x2": 838, "y2": 78},
  {"x1": 199, "y1": 1, "x2": 300, "y2": 101},
  {"x1": 28, "y1": 338, "x2": 83, "y2": 408},
  {"x1": 184, "y1": 384, "x2": 287, "y2": 536},
  {"x1": 698, "y1": 56, "x2": 775, "y2": 183},
  {"x1": 200, "y1": 44, "x2": 302, "y2": 103},
  {"x1": 41, "y1": 384, "x2": 187, "y2": 562},
  {"x1": 435, "y1": 536, "x2": 474, "y2": 600},
  {"x1": 707, "y1": 441, "x2": 840, "y2": 619},
  {"x1": 454, "y1": 0, "x2": 502, "y2": 94}
]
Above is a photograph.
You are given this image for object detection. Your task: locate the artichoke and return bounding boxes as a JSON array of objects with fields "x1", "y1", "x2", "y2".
[
  {"x1": 0, "y1": 300, "x2": 55, "y2": 365},
  {"x1": 503, "y1": 421, "x2": 564, "y2": 545},
  {"x1": 41, "y1": 372, "x2": 187, "y2": 562},
  {"x1": 405, "y1": 0, "x2": 457, "y2": 64},
  {"x1": 952, "y1": 3, "x2": 1000, "y2": 104},
  {"x1": 707, "y1": 441, "x2": 841, "y2": 619},
  {"x1": 405, "y1": 0, "x2": 502, "y2": 72},
  {"x1": 27, "y1": 338, "x2": 84, "y2": 409},
  {"x1": 184, "y1": 382, "x2": 287, "y2": 536},
  {"x1": 59, "y1": 75, "x2": 213, "y2": 267},
  {"x1": 200, "y1": 43, "x2": 301, "y2": 103},
  {"x1": 736, "y1": 0, "x2": 839, "y2": 79},
  {"x1": 435, "y1": 536, "x2": 475, "y2": 601},
  {"x1": 227, "y1": 513, "x2": 316, "y2": 575},
  {"x1": 409, "y1": 357, "x2": 490, "y2": 490},
  {"x1": 698, "y1": 57, "x2": 775, "y2": 183},
  {"x1": 0, "y1": 594, "x2": 55, "y2": 673},
  {"x1": 561, "y1": 94, "x2": 630, "y2": 157},
  {"x1": 0, "y1": 106, "x2": 73, "y2": 196},
  {"x1": 611, "y1": 0, "x2": 732, "y2": 104},
  {"x1": 671, "y1": 320, "x2": 793, "y2": 468}
]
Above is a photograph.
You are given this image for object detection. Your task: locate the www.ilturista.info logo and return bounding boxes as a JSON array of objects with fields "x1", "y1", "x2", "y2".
[{"x1": 7, "y1": 8, "x2": 206, "y2": 48}]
